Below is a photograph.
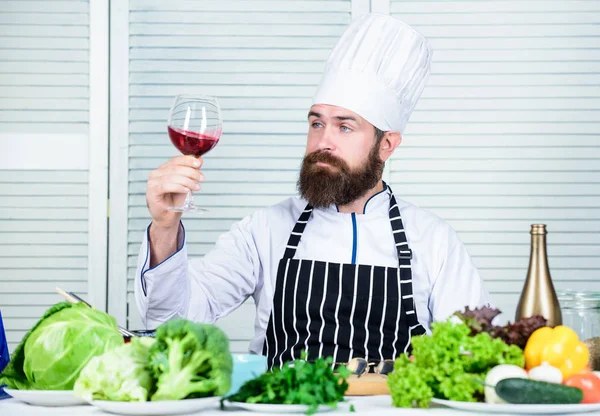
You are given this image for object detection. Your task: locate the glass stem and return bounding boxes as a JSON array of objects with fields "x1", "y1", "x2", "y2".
[{"x1": 185, "y1": 190, "x2": 194, "y2": 208}]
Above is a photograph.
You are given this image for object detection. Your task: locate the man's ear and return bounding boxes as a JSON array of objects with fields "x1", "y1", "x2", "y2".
[{"x1": 379, "y1": 132, "x2": 402, "y2": 162}]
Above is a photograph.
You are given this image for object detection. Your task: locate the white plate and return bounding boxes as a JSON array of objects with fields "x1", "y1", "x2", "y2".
[
  {"x1": 90, "y1": 396, "x2": 220, "y2": 415},
  {"x1": 432, "y1": 398, "x2": 600, "y2": 414},
  {"x1": 224, "y1": 400, "x2": 349, "y2": 413},
  {"x1": 3, "y1": 388, "x2": 87, "y2": 407}
]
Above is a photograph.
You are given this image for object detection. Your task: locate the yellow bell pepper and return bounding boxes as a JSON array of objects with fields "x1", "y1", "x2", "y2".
[{"x1": 524, "y1": 325, "x2": 589, "y2": 379}]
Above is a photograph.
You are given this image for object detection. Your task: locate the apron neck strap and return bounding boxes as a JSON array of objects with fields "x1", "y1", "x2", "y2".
[
  {"x1": 283, "y1": 204, "x2": 313, "y2": 259},
  {"x1": 388, "y1": 192, "x2": 413, "y2": 263},
  {"x1": 283, "y1": 186, "x2": 412, "y2": 263}
]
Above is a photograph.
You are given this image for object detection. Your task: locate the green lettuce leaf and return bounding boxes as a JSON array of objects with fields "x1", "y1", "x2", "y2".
[
  {"x1": 387, "y1": 355, "x2": 434, "y2": 408},
  {"x1": 387, "y1": 319, "x2": 525, "y2": 408},
  {"x1": 74, "y1": 337, "x2": 156, "y2": 402}
]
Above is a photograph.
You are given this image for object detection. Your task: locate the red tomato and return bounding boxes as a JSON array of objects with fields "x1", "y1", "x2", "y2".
[{"x1": 564, "y1": 373, "x2": 600, "y2": 404}]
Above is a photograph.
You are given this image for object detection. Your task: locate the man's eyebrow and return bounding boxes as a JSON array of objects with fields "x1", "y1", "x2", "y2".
[
  {"x1": 334, "y1": 115, "x2": 359, "y2": 123},
  {"x1": 307, "y1": 111, "x2": 359, "y2": 123}
]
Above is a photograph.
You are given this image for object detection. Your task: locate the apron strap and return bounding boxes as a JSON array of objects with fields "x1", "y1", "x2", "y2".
[
  {"x1": 283, "y1": 204, "x2": 313, "y2": 259},
  {"x1": 388, "y1": 192, "x2": 412, "y2": 267},
  {"x1": 386, "y1": 189, "x2": 423, "y2": 332},
  {"x1": 283, "y1": 185, "x2": 413, "y2": 268}
]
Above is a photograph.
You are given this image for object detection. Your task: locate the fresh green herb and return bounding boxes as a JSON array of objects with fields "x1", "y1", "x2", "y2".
[
  {"x1": 387, "y1": 319, "x2": 524, "y2": 408},
  {"x1": 226, "y1": 353, "x2": 351, "y2": 415}
]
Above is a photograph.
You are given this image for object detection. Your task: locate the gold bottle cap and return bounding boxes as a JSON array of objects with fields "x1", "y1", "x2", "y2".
[{"x1": 530, "y1": 224, "x2": 547, "y2": 235}]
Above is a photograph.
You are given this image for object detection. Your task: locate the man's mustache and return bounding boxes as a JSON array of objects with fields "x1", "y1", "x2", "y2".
[{"x1": 304, "y1": 151, "x2": 348, "y2": 171}]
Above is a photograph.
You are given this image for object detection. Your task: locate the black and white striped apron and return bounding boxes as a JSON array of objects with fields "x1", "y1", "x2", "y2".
[{"x1": 263, "y1": 188, "x2": 427, "y2": 369}]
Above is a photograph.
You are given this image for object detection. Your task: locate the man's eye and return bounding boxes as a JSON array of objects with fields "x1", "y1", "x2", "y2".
[
  {"x1": 341, "y1": 125, "x2": 352, "y2": 132},
  {"x1": 311, "y1": 122, "x2": 323, "y2": 128}
]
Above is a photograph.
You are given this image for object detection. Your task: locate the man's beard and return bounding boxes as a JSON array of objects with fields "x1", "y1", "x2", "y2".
[{"x1": 297, "y1": 143, "x2": 384, "y2": 208}]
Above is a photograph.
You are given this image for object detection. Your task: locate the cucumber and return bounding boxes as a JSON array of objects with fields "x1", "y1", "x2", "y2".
[{"x1": 495, "y1": 378, "x2": 583, "y2": 405}]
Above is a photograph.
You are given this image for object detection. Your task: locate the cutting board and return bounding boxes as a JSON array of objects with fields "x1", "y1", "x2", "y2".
[{"x1": 345, "y1": 373, "x2": 390, "y2": 396}]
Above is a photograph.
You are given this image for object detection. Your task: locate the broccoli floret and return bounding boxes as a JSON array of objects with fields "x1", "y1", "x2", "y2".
[{"x1": 148, "y1": 319, "x2": 233, "y2": 400}]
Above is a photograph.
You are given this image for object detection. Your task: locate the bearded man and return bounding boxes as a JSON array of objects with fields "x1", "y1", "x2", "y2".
[{"x1": 135, "y1": 14, "x2": 490, "y2": 369}]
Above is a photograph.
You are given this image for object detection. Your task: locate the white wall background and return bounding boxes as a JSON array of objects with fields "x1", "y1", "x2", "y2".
[
  {"x1": 1, "y1": 0, "x2": 599, "y2": 352},
  {"x1": 0, "y1": 0, "x2": 108, "y2": 352},
  {"x1": 386, "y1": 0, "x2": 600, "y2": 320}
]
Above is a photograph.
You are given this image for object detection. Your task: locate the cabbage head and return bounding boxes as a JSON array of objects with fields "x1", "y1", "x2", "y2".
[
  {"x1": 74, "y1": 336, "x2": 156, "y2": 402},
  {"x1": 0, "y1": 302, "x2": 123, "y2": 390}
]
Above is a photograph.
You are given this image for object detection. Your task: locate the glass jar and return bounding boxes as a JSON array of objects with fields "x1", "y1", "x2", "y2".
[{"x1": 557, "y1": 291, "x2": 600, "y2": 341}]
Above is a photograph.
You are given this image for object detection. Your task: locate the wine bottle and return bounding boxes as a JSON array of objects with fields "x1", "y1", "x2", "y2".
[{"x1": 515, "y1": 224, "x2": 562, "y2": 326}]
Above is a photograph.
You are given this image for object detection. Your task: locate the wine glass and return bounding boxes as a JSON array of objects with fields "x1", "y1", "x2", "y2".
[{"x1": 167, "y1": 95, "x2": 222, "y2": 212}]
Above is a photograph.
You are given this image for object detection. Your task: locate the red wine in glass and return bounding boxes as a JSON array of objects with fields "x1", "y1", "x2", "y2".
[
  {"x1": 166, "y1": 95, "x2": 222, "y2": 212},
  {"x1": 168, "y1": 126, "x2": 220, "y2": 157}
]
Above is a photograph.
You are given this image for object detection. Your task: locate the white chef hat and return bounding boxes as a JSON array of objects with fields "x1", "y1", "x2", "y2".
[{"x1": 312, "y1": 13, "x2": 433, "y2": 133}]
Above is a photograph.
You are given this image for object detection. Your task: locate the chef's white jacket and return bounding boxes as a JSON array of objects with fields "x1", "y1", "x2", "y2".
[{"x1": 135, "y1": 187, "x2": 490, "y2": 354}]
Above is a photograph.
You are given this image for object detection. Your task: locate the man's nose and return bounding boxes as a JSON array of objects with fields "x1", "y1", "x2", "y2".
[{"x1": 316, "y1": 126, "x2": 335, "y2": 151}]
